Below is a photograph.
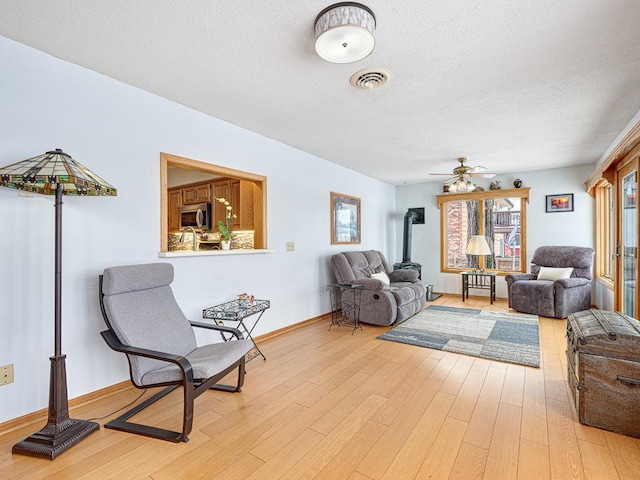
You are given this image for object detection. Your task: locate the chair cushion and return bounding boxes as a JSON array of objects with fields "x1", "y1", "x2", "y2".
[
  {"x1": 331, "y1": 251, "x2": 391, "y2": 283},
  {"x1": 510, "y1": 280, "x2": 555, "y2": 317},
  {"x1": 537, "y1": 266, "x2": 573, "y2": 281},
  {"x1": 390, "y1": 282, "x2": 426, "y2": 306},
  {"x1": 102, "y1": 263, "x2": 198, "y2": 385},
  {"x1": 102, "y1": 263, "x2": 174, "y2": 295},
  {"x1": 140, "y1": 339, "x2": 253, "y2": 385},
  {"x1": 530, "y1": 246, "x2": 593, "y2": 269},
  {"x1": 371, "y1": 271, "x2": 390, "y2": 285}
]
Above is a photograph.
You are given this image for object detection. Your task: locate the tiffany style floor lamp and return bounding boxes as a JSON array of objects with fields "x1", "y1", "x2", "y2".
[{"x1": 0, "y1": 149, "x2": 117, "y2": 459}]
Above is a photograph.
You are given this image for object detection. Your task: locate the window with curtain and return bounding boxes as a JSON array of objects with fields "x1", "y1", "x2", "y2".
[{"x1": 437, "y1": 188, "x2": 529, "y2": 273}]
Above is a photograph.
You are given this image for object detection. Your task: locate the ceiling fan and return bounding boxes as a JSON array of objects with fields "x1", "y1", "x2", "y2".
[{"x1": 429, "y1": 157, "x2": 495, "y2": 192}]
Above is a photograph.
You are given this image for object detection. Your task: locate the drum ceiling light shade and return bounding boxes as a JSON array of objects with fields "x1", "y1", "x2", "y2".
[{"x1": 314, "y1": 2, "x2": 376, "y2": 64}]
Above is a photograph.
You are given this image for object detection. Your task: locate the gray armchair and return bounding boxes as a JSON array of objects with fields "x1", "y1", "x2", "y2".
[
  {"x1": 505, "y1": 246, "x2": 594, "y2": 318},
  {"x1": 330, "y1": 250, "x2": 426, "y2": 325},
  {"x1": 99, "y1": 262, "x2": 252, "y2": 442}
]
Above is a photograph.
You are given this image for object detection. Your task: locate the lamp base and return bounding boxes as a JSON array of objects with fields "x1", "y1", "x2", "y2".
[
  {"x1": 12, "y1": 354, "x2": 99, "y2": 460},
  {"x1": 12, "y1": 418, "x2": 99, "y2": 460}
]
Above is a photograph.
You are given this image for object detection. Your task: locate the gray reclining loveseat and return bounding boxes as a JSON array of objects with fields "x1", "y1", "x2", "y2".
[{"x1": 330, "y1": 250, "x2": 426, "y2": 326}]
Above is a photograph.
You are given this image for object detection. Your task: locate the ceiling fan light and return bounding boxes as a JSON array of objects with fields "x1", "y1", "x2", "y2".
[
  {"x1": 315, "y1": 3, "x2": 376, "y2": 63},
  {"x1": 450, "y1": 178, "x2": 474, "y2": 193}
]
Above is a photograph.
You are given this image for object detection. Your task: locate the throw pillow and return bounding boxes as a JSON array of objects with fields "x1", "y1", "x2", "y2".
[
  {"x1": 537, "y1": 266, "x2": 573, "y2": 281},
  {"x1": 371, "y1": 271, "x2": 390, "y2": 285}
]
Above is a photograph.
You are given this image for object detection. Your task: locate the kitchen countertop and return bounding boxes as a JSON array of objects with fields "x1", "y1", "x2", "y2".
[{"x1": 158, "y1": 249, "x2": 274, "y2": 258}]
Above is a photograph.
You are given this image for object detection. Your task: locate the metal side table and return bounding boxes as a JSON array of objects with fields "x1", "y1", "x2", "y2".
[
  {"x1": 326, "y1": 283, "x2": 363, "y2": 334},
  {"x1": 203, "y1": 299, "x2": 270, "y2": 361},
  {"x1": 461, "y1": 271, "x2": 496, "y2": 304}
]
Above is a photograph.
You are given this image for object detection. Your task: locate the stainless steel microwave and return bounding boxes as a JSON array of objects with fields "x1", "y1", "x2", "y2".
[{"x1": 179, "y1": 202, "x2": 212, "y2": 230}]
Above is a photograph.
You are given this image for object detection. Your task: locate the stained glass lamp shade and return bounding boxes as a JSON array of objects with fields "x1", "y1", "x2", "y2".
[
  {"x1": 0, "y1": 149, "x2": 116, "y2": 459},
  {"x1": 0, "y1": 148, "x2": 116, "y2": 196}
]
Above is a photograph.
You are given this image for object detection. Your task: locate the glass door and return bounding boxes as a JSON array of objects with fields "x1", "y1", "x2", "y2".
[{"x1": 618, "y1": 162, "x2": 637, "y2": 317}]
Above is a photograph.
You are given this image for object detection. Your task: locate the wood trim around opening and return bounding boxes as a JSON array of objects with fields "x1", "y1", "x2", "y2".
[
  {"x1": 586, "y1": 120, "x2": 640, "y2": 195},
  {"x1": 160, "y1": 152, "x2": 267, "y2": 252}
]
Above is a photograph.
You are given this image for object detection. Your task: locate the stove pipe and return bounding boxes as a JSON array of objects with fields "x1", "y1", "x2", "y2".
[{"x1": 402, "y1": 210, "x2": 418, "y2": 263}]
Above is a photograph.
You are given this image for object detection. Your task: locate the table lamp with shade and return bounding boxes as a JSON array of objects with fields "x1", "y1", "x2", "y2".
[
  {"x1": 465, "y1": 235, "x2": 492, "y2": 272},
  {"x1": 0, "y1": 148, "x2": 117, "y2": 459}
]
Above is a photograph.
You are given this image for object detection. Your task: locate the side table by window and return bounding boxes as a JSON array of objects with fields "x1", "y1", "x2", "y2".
[
  {"x1": 326, "y1": 283, "x2": 364, "y2": 334},
  {"x1": 461, "y1": 272, "x2": 496, "y2": 304},
  {"x1": 202, "y1": 299, "x2": 270, "y2": 361}
]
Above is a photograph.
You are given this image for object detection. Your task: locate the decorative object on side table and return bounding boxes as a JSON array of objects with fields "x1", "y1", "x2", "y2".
[
  {"x1": 215, "y1": 196, "x2": 236, "y2": 249},
  {"x1": 465, "y1": 235, "x2": 492, "y2": 272},
  {"x1": 489, "y1": 180, "x2": 501, "y2": 190},
  {"x1": 0, "y1": 149, "x2": 117, "y2": 459},
  {"x1": 237, "y1": 292, "x2": 255, "y2": 304}
]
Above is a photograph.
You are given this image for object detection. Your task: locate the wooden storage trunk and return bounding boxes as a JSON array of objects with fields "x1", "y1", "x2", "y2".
[{"x1": 566, "y1": 309, "x2": 640, "y2": 438}]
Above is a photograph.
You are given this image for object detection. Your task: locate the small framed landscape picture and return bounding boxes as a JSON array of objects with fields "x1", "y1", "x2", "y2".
[
  {"x1": 331, "y1": 192, "x2": 361, "y2": 244},
  {"x1": 546, "y1": 193, "x2": 573, "y2": 213}
]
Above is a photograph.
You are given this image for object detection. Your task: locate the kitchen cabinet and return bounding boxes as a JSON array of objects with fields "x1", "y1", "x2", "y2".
[
  {"x1": 168, "y1": 188, "x2": 182, "y2": 231},
  {"x1": 168, "y1": 178, "x2": 256, "y2": 234},
  {"x1": 182, "y1": 183, "x2": 211, "y2": 205},
  {"x1": 213, "y1": 179, "x2": 231, "y2": 227},
  {"x1": 231, "y1": 180, "x2": 241, "y2": 229},
  {"x1": 232, "y1": 180, "x2": 257, "y2": 230}
]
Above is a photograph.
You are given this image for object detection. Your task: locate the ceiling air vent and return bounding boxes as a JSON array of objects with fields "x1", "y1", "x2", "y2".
[{"x1": 350, "y1": 68, "x2": 391, "y2": 89}]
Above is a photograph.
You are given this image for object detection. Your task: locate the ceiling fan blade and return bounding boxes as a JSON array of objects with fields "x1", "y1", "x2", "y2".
[
  {"x1": 468, "y1": 165, "x2": 487, "y2": 173},
  {"x1": 469, "y1": 172, "x2": 496, "y2": 178},
  {"x1": 429, "y1": 173, "x2": 457, "y2": 176}
]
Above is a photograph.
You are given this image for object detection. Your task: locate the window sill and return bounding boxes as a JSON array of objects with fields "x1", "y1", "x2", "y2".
[
  {"x1": 596, "y1": 276, "x2": 614, "y2": 290},
  {"x1": 158, "y1": 249, "x2": 275, "y2": 258}
]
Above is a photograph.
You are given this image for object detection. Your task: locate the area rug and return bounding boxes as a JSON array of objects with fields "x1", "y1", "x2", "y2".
[{"x1": 378, "y1": 305, "x2": 540, "y2": 367}]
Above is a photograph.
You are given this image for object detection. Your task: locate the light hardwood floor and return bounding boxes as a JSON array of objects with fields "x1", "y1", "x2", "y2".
[{"x1": 1, "y1": 294, "x2": 640, "y2": 479}]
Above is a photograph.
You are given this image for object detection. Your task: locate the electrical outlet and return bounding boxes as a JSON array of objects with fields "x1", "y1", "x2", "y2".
[
  {"x1": 0, "y1": 364, "x2": 14, "y2": 385},
  {"x1": 286, "y1": 242, "x2": 295, "y2": 252}
]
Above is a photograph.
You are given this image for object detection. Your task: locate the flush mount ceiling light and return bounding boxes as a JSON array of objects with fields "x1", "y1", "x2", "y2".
[{"x1": 315, "y1": 2, "x2": 376, "y2": 64}]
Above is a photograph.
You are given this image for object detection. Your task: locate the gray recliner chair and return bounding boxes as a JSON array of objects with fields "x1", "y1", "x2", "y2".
[
  {"x1": 505, "y1": 246, "x2": 594, "y2": 318},
  {"x1": 99, "y1": 262, "x2": 252, "y2": 442},
  {"x1": 330, "y1": 250, "x2": 426, "y2": 326}
]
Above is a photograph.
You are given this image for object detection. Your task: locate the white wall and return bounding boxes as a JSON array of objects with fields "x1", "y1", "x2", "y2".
[
  {"x1": 396, "y1": 164, "x2": 596, "y2": 299},
  {"x1": 0, "y1": 36, "x2": 397, "y2": 423}
]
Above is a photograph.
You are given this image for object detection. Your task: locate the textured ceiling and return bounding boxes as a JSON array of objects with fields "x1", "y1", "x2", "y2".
[{"x1": 1, "y1": 1, "x2": 640, "y2": 185}]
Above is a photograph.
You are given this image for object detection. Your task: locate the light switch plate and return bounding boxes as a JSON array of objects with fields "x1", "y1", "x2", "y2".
[
  {"x1": 0, "y1": 364, "x2": 14, "y2": 385},
  {"x1": 286, "y1": 242, "x2": 295, "y2": 252}
]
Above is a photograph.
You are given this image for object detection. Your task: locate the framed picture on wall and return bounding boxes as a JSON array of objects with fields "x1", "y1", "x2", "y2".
[
  {"x1": 331, "y1": 192, "x2": 361, "y2": 244},
  {"x1": 546, "y1": 193, "x2": 574, "y2": 213}
]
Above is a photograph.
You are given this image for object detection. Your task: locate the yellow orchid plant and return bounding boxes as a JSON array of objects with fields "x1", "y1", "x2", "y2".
[{"x1": 215, "y1": 197, "x2": 237, "y2": 241}]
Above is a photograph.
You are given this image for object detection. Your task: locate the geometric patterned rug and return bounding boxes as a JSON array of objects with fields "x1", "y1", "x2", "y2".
[{"x1": 377, "y1": 305, "x2": 540, "y2": 367}]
